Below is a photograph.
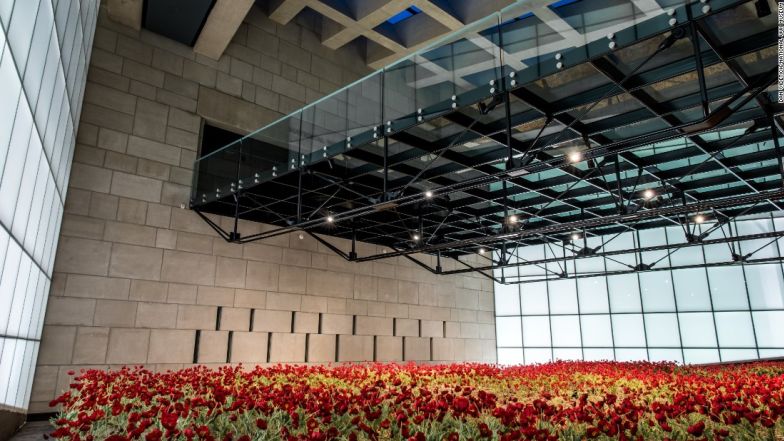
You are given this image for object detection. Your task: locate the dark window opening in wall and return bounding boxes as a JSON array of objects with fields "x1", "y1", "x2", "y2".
[
  {"x1": 142, "y1": 0, "x2": 216, "y2": 46},
  {"x1": 198, "y1": 124, "x2": 290, "y2": 189}
]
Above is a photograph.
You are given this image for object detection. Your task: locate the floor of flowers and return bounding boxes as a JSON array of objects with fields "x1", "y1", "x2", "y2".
[{"x1": 47, "y1": 361, "x2": 784, "y2": 440}]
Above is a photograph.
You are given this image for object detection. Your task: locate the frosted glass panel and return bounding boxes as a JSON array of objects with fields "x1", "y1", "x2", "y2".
[
  {"x1": 673, "y1": 268, "x2": 711, "y2": 311},
  {"x1": 644, "y1": 313, "x2": 680, "y2": 347},
  {"x1": 494, "y1": 283, "x2": 520, "y2": 316},
  {"x1": 520, "y1": 282, "x2": 548, "y2": 314},
  {"x1": 707, "y1": 266, "x2": 749, "y2": 310},
  {"x1": 577, "y1": 277, "x2": 609, "y2": 313},
  {"x1": 649, "y1": 348, "x2": 683, "y2": 363},
  {"x1": 495, "y1": 218, "x2": 784, "y2": 365},
  {"x1": 583, "y1": 348, "x2": 614, "y2": 361},
  {"x1": 608, "y1": 273, "x2": 641, "y2": 312},
  {"x1": 551, "y1": 315, "x2": 581, "y2": 347},
  {"x1": 745, "y1": 264, "x2": 784, "y2": 309},
  {"x1": 612, "y1": 314, "x2": 645, "y2": 347},
  {"x1": 522, "y1": 316, "x2": 550, "y2": 347},
  {"x1": 524, "y1": 348, "x2": 552, "y2": 364},
  {"x1": 580, "y1": 314, "x2": 612, "y2": 347},
  {"x1": 0, "y1": 0, "x2": 96, "y2": 410},
  {"x1": 616, "y1": 348, "x2": 647, "y2": 361},
  {"x1": 639, "y1": 271, "x2": 676, "y2": 312},
  {"x1": 497, "y1": 348, "x2": 524, "y2": 365},
  {"x1": 548, "y1": 279, "x2": 577, "y2": 314},
  {"x1": 715, "y1": 312, "x2": 755, "y2": 348},
  {"x1": 679, "y1": 313, "x2": 717, "y2": 347},
  {"x1": 752, "y1": 311, "x2": 784, "y2": 348},
  {"x1": 553, "y1": 348, "x2": 582, "y2": 361},
  {"x1": 720, "y1": 349, "x2": 758, "y2": 362},
  {"x1": 496, "y1": 317, "x2": 522, "y2": 347},
  {"x1": 684, "y1": 349, "x2": 720, "y2": 364}
]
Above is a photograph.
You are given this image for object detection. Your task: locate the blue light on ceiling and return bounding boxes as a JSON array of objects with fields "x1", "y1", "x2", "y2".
[
  {"x1": 387, "y1": 6, "x2": 422, "y2": 25},
  {"x1": 500, "y1": 11, "x2": 534, "y2": 26},
  {"x1": 550, "y1": 0, "x2": 579, "y2": 8}
]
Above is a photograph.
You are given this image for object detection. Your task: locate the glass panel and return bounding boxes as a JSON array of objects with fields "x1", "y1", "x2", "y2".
[
  {"x1": 720, "y1": 349, "x2": 758, "y2": 362},
  {"x1": 649, "y1": 348, "x2": 683, "y2": 363},
  {"x1": 745, "y1": 264, "x2": 784, "y2": 309},
  {"x1": 553, "y1": 348, "x2": 582, "y2": 361},
  {"x1": 520, "y1": 281, "x2": 549, "y2": 314},
  {"x1": 752, "y1": 311, "x2": 784, "y2": 348},
  {"x1": 522, "y1": 316, "x2": 550, "y2": 347},
  {"x1": 607, "y1": 273, "x2": 641, "y2": 312},
  {"x1": 684, "y1": 349, "x2": 720, "y2": 364},
  {"x1": 548, "y1": 279, "x2": 577, "y2": 314},
  {"x1": 679, "y1": 312, "x2": 717, "y2": 348},
  {"x1": 7, "y1": 0, "x2": 41, "y2": 75},
  {"x1": 612, "y1": 314, "x2": 645, "y2": 347},
  {"x1": 735, "y1": 219, "x2": 777, "y2": 259},
  {"x1": 497, "y1": 347, "x2": 524, "y2": 365},
  {"x1": 583, "y1": 348, "x2": 614, "y2": 361},
  {"x1": 494, "y1": 283, "x2": 520, "y2": 316},
  {"x1": 759, "y1": 349, "x2": 784, "y2": 358},
  {"x1": 551, "y1": 315, "x2": 581, "y2": 347},
  {"x1": 707, "y1": 266, "x2": 749, "y2": 310},
  {"x1": 715, "y1": 312, "x2": 755, "y2": 348},
  {"x1": 577, "y1": 277, "x2": 609, "y2": 313},
  {"x1": 580, "y1": 314, "x2": 612, "y2": 347},
  {"x1": 672, "y1": 268, "x2": 711, "y2": 311},
  {"x1": 645, "y1": 313, "x2": 681, "y2": 348},
  {"x1": 496, "y1": 316, "x2": 522, "y2": 347},
  {"x1": 639, "y1": 271, "x2": 676, "y2": 312},
  {"x1": 524, "y1": 348, "x2": 552, "y2": 364},
  {"x1": 615, "y1": 348, "x2": 647, "y2": 362}
]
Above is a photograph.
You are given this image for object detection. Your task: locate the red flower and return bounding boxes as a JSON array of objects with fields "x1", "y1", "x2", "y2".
[
  {"x1": 161, "y1": 412, "x2": 178, "y2": 430},
  {"x1": 144, "y1": 429, "x2": 162, "y2": 441},
  {"x1": 686, "y1": 421, "x2": 705, "y2": 437},
  {"x1": 453, "y1": 397, "x2": 469, "y2": 412}
]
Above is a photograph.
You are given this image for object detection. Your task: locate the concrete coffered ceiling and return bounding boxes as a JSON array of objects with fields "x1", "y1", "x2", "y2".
[
  {"x1": 263, "y1": 0, "x2": 519, "y2": 68},
  {"x1": 106, "y1": 0, "x2": 668, "y2": 74}
]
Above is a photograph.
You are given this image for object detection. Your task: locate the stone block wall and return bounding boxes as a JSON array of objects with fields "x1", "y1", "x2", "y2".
[{"x1": 29, "y1": 4, "x2": 496, "y2": 414}]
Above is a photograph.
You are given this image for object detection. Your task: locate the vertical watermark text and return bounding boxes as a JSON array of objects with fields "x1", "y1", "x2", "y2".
[{"x1": 779, "y1": 0, "x2": 784, "y2": 102}]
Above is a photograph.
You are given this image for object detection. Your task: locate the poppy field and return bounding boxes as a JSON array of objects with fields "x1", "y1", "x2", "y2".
[{"x1": 49, "y1": 361, "x2": 784, "y2": 440}]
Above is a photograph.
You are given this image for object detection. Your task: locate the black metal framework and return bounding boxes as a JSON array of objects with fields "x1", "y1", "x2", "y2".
[{"x1": 191, "y1": 0, "x2": 783, "y2": 282}]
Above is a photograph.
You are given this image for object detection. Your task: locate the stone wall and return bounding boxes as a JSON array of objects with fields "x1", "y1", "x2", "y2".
[{"x1": 29, "y1": 5, "x2": 496, "y2": 414}]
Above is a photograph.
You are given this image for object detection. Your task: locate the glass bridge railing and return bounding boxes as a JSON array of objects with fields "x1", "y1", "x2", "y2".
[{"x1": 191, "y1": 0, "x2": 718, "y2": 207}]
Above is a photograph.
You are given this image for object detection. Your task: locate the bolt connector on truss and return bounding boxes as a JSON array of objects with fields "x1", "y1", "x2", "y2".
[{"x1": 731, "y1": 253, "x2": 748, "y2": 262}]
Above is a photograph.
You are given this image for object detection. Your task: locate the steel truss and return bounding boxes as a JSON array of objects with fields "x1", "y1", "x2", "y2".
[{"x1": 191, "y1": 0, "x2": 784, "y2": 280}]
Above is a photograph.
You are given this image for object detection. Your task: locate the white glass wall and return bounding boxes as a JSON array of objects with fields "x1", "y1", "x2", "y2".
[
  {"x1": 494, "y1": 215, "x2": 784, "y2": 365},
  {"x1": 0, "y1": 0, "x2": 97, "y2": 411}
]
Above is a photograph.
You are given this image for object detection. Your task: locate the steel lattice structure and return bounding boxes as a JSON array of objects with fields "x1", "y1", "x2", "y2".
[{"x1": 190, "y1": 0, "x2": 784, "y2": 283}]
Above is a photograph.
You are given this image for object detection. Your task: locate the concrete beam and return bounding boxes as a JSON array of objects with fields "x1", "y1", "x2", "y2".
[
  {"x1": 194, "y1": 0, "x2": 255, "y2": 60},
  {"x1": 268, "y1": 0, "x2": 308, "y2": 25},
  {"x1": 106, "y1": 0, "x2": 142, "y2": 31}
]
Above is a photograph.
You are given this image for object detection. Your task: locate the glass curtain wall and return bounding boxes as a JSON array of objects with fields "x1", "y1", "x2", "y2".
[
  {"x1": 495, "y1": 216, "x2": 784, "y2": 365},
  {"x1": 0, "y1": 0, "x2": 97, "y2": 410}
]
